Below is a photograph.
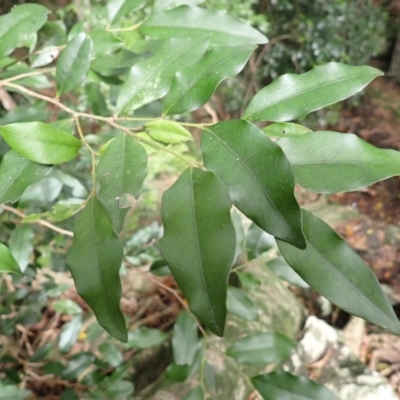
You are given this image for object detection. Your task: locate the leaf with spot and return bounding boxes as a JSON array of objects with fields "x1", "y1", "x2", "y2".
[
  {"x1": 67, "y1": 196, "x2": 127, "y2": 342},
  {"x1": 98, "y1": 134, "x2": 147, "y2": 231},
  {"x1": 160, "y1": 168, "x2": 236, "y2": 336}
]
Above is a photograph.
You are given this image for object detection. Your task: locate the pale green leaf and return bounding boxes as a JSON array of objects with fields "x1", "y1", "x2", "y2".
[
  {"x1": 99, "y1": 343, "x2": 123, "y2": 367},
  {"x1": 67, "y1": 196, "x2": 127, "y2": 342},
  {"x1": 116, "y1": 36, "x2": 209, "y2": 114},
  {"x1": 277, "y1": 210, "x2": 400, "y2": 334},
  {"x1": 246, "y1": 222, "x2": 276, "y2": 260},
  {"x1": 56, "y1": 33, "x2": 93, "y2": 96},
  {"x1": 164, "y1": 45, "x2": 254, "y2": 115},
  {"x1": 226, "y1": 286, "x2": 258, "y2": 321},
  {"x1": 0, "y1": 122, "x2": 82, "y2": 164},
  {"x1": 278, "y1": 131, "x2": 400, "y2": 193},
  {"x1": 125, "y1": 327, "x2": 168, "y2": 349},
  {"x1": 0, "y1": 243, "x2": 21, "y2": 275},
  {"x1": 98, "y1": 134, "x2": 147, "y2": 231},
  {"x1": 145, "y1": 120, "x2": 192, "y2": 144},
  {"x1": 9, "y1": 224, "x2": 34, "y2": 273},
  {"x1": 160, "y1": 168, "x2": 236, "y2": 336},
  {"x1": 244, "y1": 63, "x2": 382, "y2": 121},
  {"x1": 182, "y1": 386, "x2": 204, "y2": 400},
  {"x1": 263, "y1": 122, "x2": 312, "y2": 139},
  {"x1": 140, "y1": 5, "x2": 268, "y2": 46},
  {"x1": 107, "y1": 0, "x2": 147, "y2": 24},
  {"x1": 201, "y1": 120, "x2": 305, "y2": 249},
  {"x1": 0, "y1": 150, "x2": 51, "y2": 204}
]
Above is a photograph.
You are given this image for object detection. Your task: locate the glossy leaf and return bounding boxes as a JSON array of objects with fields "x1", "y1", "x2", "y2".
[
  {"x1": 125, "y1": 327, "x2": 167, "y2": 349},
  {"x1": 172, "y1": 310, "x2": 200, "y2": 365},
  {"x1": 116, "y1": 36, "x2": 209, "y2": 114},
  {"x1": 59, "y1": 315, "x2": 82, "y2": 353},
  {"x1": 182, "y1": 385, "x2": 204, "y2": 400},
  {"x1": 164, "y1": 45, "x2": 254, "y2": 115},
  {"x1": 226, "y1": 286, "x2": 258, "y2": 321},
  {"x1": 140, "y1": 5, "x2": 268, "y2": 46},
  {"x1": 263, "y1": 122, "x2": 312, "y2": 139},
  {"x1": 244, "y1": 63, "x2": 382, "y2": 121},
  {"x1": 9, "y1": 223, "x2": 33, "y2": 273},
  {"x1": 252, "y1": 371, "x2": 338, "y2": 400},
  {"x1": 160, "y1": 168, "x2": 236, "y2": 336},
  {"x1": 56, "y1": 33, "x2": 93, "y2": 96},
  {"x1": 267, "y1": 257, "x2": 309, "y2": 289},
  {"x1": 0, "y1": 122, "x2": 82, "y2": 164},
  {"x1": 0, "y1": 4, "x2": 49, "y2": 58},
  {"x1": 278, "y1": 131, "x2": 400, "y2": 193},
  {"x1": 246, "y1": 222, "x2": 276, "y2": 261},
  {"x1": 201, "y1": 120, "x2": 305, "y2": 249},
  {"x1": 66, "y1": 196, "x2": 127, "y2": 342},
  {"x1": 107, "y1": 0, "x2": 146, "y2": 24},
  {"x1": 0, "y1": 243, "x2": 21, "y2": 275},
  {"x1": 0, "y1": 150, "x2": 51, "y2": 204},
  {"x1": 98, "y1": 134, "x2": 147, "y2": 231},
  {"x1": 226, "y1": 332, "x2": 295, "y2": 366},
  {"x1": 278, "y1": 210, "x2": 400, "y2": 334},
  {"x1": 145, "y1": 120, "x2": 192, "y2": 144}
]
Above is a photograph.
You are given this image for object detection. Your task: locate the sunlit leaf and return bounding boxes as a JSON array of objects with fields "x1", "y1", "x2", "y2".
[
  {"x1": 263, "y1": 122, "x2": 312, "y2": 139},
  {"x1": 9, "y1": 225, "x2": 34, "y2": 273},
  {"x1": 160, "y1": 168, "x2": 236, "y2": 336},
  {"x1": 145, "y1": 120, "x2": 192, "y2": 144},
  {"x1": 246, "y1": 222, "x2": 276, "y2": 260},
  {"x1": 244, "y1": 63, "x2": 382, "y2": 121},
  {"x1": 226, "y1": 286, "x2": 258, "y2": 321},
  {"x1": 67, "y1": 196, "x2": 127, "y2": 342},
  {"x1": 99, "y1": 343, "x2": 123, "y2": 367},
  {"x1": 125, "y1": 327, "x2": 167, "y2": 349},
  {"x1": 0, "y1": 243, "x2": 21, "y2": 275},
  {"x1": 59, "y1": 315, "x2": 82, "y2": 353},
  {"x1": 278, "y1": 210, "x2": 400, "y2": 334},
  {"x1": 107, "y1": 0, "x2": 147, "y2": 24}
]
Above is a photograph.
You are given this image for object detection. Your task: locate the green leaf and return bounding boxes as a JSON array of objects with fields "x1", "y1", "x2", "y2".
[
  {"x1": 172, "y1": 310, "x2": 200, "y2": 366},
  {"x1": 145, "y1": 120, "x2": 192, "y2": 144},
  {"x1": 267, "y1": 257, "x2": 309, "y2": 289},
  {"x1": 99, "y1": 343, "x2": 123, "y2": 367},
  {"x1": 107, "y1": 0, "x2": 147, "y2": 24},
  {"x1": 98, "y1": 134, "x2": 147, "y2": 231},
  {"x1": 252, "y1": 371, "x2": 339, "y2": 400},
  {"x1": 9, "y1": 224, "x2": 34, "y2": 273},
  {"x1": 244, "y1": 63, "x2": 382, "y2": 122},
  {"x1": 89, "y1": 30, "x2": 122, "y2": 57},
  {"x1": 263, "y1": 122, "x2": 312, "y2": 139},
  {"x1": 125, "y1": 327, "x2": 168, "y2": 349},
  {"x1": 67, "y1": 196, "x2": 127, "y2": 342},
  {"x1": 201, "y1": 120, "x2": 305, "y2": 249},
  {"x1": 277, "y1": 210, "x2": 400, "y2": 334},
  {"x1": 278, "y1": 131, "x2": 400, "y2": 193},
  {"x1": 0, "y1": 122, "x2": 82, "y2": 164},
  {"x1": 226, "y1": 332, "x2": 295, "y2": 366},
  {"x1": 0, "y1": 384, "x2": 31, "y2": 400},
  {"x1": 0, "y1": 150, "x2": 51, "y2": 204},
  {"x1": 0, "y1": 243, "x2": 21, "y2": 275},
  {"x1": 19, "y1": 177, "x2": 62, "y2": 207},
  {"x1": 56, "y1": 33, "x2": 93, "y2": 96},
  {"x1": 59, "y1": 315, "x2": 82, "y2": 353},
  {"x1": 61, "y1": 352, "x2": 96, "y2": 381},
  {"x1": 53, "y1": 299, "x2": 82, "y2": 315},
  {"x1": 116, "y1": 36, "x2": 209, "y2": 114},
  {"x1": 182, "y1": 386, "x2": 204, "y2": 400},
  {"x1": 140, "y1": 5, "x2": 268, "y2": 46},
  {"x1": 246, "y1": 222, "x2": 276, "y2": 260},
  {"x1": 164, "y1": 45, "x2": 254, "y2": 115},
  {"x1": 226, "y1": 286, "x2": 258, "y2": 321},
  {"x1": 231, "y1": 208, "x2": 245, "y2": 264},
  {"x1": 0, "y1": 4, "x2": 49, "y2": 58},
  {"x1": 160, "y1": 168, "x2": 236, "y2": 336},
  {"x1": 86, "y1": 83, "x2": 108, "y2": 117},
  {"x1": 105, "y1": 381, "x2": 134, "y2": 399},
  {"x1": 149, "y1": 259, "x2": 171, "y2": 276}
]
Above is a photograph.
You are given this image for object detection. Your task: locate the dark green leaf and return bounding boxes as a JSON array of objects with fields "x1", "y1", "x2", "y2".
[
  {"x1": 98, "y1": 134, "x2": 147, "y2": 231},
  {"x1": 67, "y1": 196, "x2": 127, "y2": 342},
  {"x1": 277, "y1": 210, "x2": 400, "y2": 334},
  {"x1": 0, "y1": 150, "x2": 51, "y2": 204},
  {"x1": 61, "y1": 352, "x2": 96, "y2": 381},
  {"x1": 61, "y1": 388, "x2": 79, "y2": 400},
  {"x1": 107, "y1": 0, "x2": 147, "y2": 24},
  {"x1": 125, "y1": 327, "x2": 167, "y2": 349},
  {"x1": 140, "y1": 5, "x2": 268, "y2": 46},
  {"x1": 201, "y1": 120, "x2": 305, "y2": 249},
  {"x1": 165, "y1": 363, "x2": 190, "y2": 383},
  {"x1": 0, "y1": 4, "x2": 49, "y2": 57},
  {"x1": 252, "y1": 371, "x2": 338, "y2": 400},
  {"x1": 226, "y1": 286, "x2": 258, "y2": 321},
  {"x1": 116, "y1": 36, "x2": 209, "y2": 114},
  {"x1": 244, "y1": 63, "x2": 382, "y2": 121},
  {"x1": 0, "y1": 122, "x2": 82, "y2": 164},
  {"x1": 30, "y1": 343, "x2": 54, "y2": 362},
  {"x1": 0, "y1": 243, "x2": 21, "y2": 275},
  {"x1": 59, "y1": 315, "x2": 82, "y2": 353},
  {"x1": 182, "y1": 385, "x2": 204, "y2": 400},
  {"x1": 246, "y1": 222, "x2": 276, "y2": 260},
  {"x1": 226, "y1": 332, "x2": 295, "y2": 366},
  {"x1": 278, "y1": 131, "x2": 400, "y2": 193},
  {"x1": 160, "y1": 168, "x2": 236, "y2": 336},
  {"x1": 9, "y1": 224, "x2": 34, "y2": 273},
  {"x1": 99, "y1": 343, "x2": 123, "y2": 367},
  {"x1": 267, "y1": 257, "x2": 309, "y2": 289},
  {"x1": 172, "y1": 310, "x2": 200, "y2": 365},
  {"x1": 145, "y1": 120, "x2": 192, "y2": 144},
  {"x1": 263, "y1": 122, "x2": 312, "y2": 139},
  {"x1": 56, "y1": 33, "x2": 93, "y2": 96},
  {"x1": 164, "y1": 45, "x2": 254, "y2": 115},
  {"x1": 86, "y1": 83, "x2": 108, "y2": 117}
]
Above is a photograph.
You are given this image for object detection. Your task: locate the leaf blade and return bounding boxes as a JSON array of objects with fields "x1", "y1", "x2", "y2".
[
  {"x1": 244, "y1": 63, "x2": 382, "y2": 121},
  {"x1": 160, "y1": 168, "x2": 236, "y2": 336},
  {"x1": 145, "y1": 120, "x2": 192, "y2": 144},
  {"x1": 277, "y1": 210, "x2": 400, "y2": 334},
  {"x1": 0, "y1": 243, "x2": 21, "y2": 275}
]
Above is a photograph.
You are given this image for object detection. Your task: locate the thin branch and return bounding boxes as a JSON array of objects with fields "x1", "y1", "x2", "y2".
[{"x1": 3, "y1": 68, "x2": 56, "y2": 83}]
